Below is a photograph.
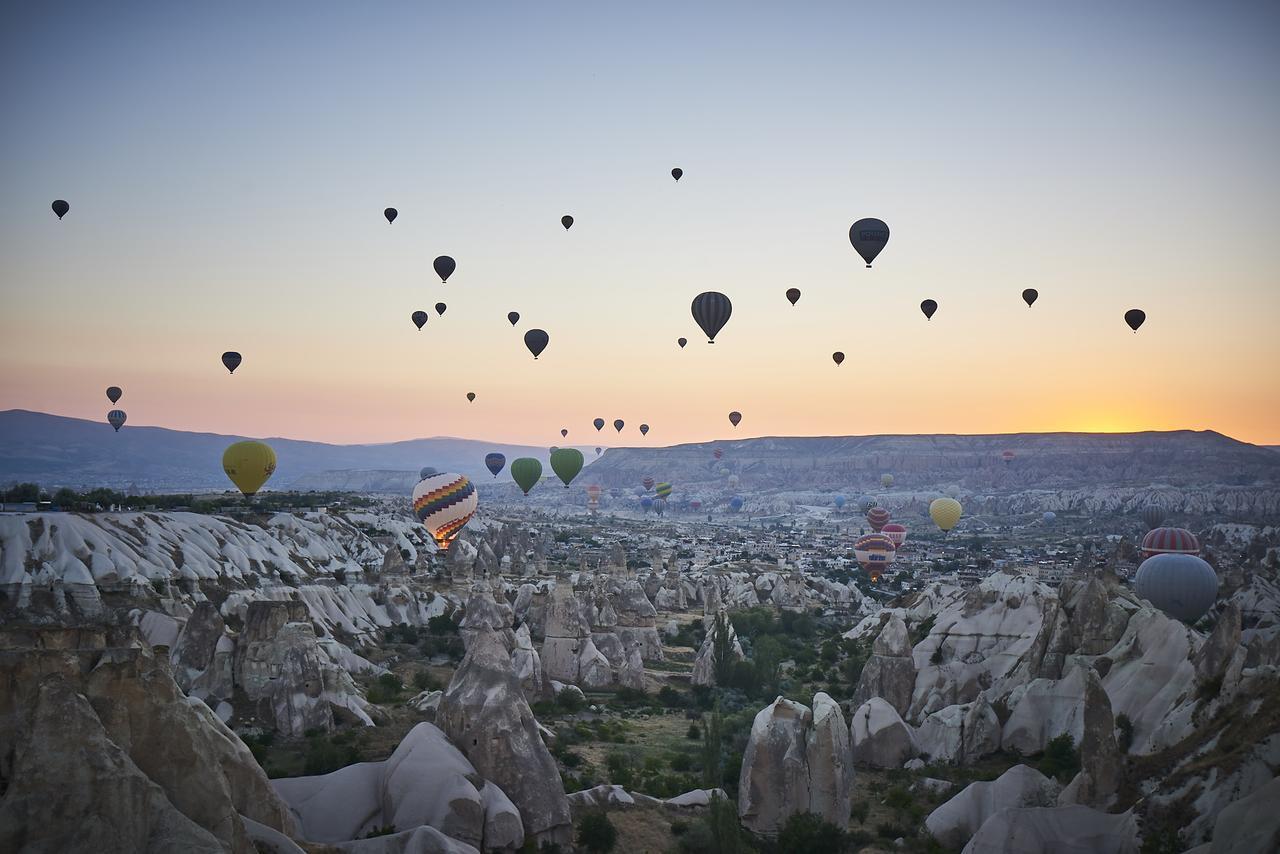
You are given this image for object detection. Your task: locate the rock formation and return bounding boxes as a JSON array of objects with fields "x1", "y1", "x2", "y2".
[
  {"x1": 851, "y1": 613, "x2": 916, "y2": 717},
  {"x1": 916, "y1": 695, "x2": 1001, "y2": 765},
  {"x1": 438, "y1": 625, "x2": 572, "y2": 846},
  {"x1": 691, "y1": 610, "x2": 744, "y2": 688},
  {"x1": 1058, "y1": 668, "x2": 1120, "y2": 809},
  {"x1": 925, "y1": 764, "x2": 1059, "y2": 849},
  {"x1": 850, "y1": 697, "x2": 919, "y2": 768},
  {"x1": 614, "y1": 579, "x2": 664, "y2": 661},
  {"x1": 960, "y1": 805, "x2": 1138, "y2": 854}
]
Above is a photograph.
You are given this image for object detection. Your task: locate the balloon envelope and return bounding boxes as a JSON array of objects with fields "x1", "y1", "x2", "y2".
[
  {"x1": 1141, "y1": 527, "x2": 1200, "y2": 559},
  {"x1": 677, "y1": 337, "x2": 687, "y2": 348},
  {"x1": 524, "y1": 329, "x2": 549, "y2": 359},
  {"x1": 853, "y1": 533, "x2": 897, "y2": 576},
  {"x1": 881, "y1": 474, "x2": 893, "y2": 488},
  {"x1": 833, "y1": 352, "x2": 845, "y2": 366},
  {"x1": 435, "y1": 302, "x2": 447, "y2": 316},
  {"x1": 833, "y1": 495, "x2": 846, "y2": 509},
  {"x1": 384, "y1": 207, "x2": 397, "y2": 224},
  {"x1": 1140, "y1": 504, "x2": 1167, "y2": 531},
  {"x1": 434, "y1": 256, "x2": 456, "y2": 283},
  {"x1": 1135, "y1": 553, "x2": 1218, "y2": 622},
  {"x1": 221, "y1": 351, "x2": 242, "y2": 374},
  {"x1": 655, "y1": 482, "x2": 672, "y2": 499},
  {"x1": 420, "y1": 467, "x2": 438, "y2": 479},
  {"x1": 929, "y1": 497, "x2": 963, "y2": 531},
  {"x1": 920, "y1": 299, "x2": 938, "y2": 320},
  {"x1": 561, "y1": 215, "x2": 574, "y2": 229},
  {"x1": 106, "y1": 386, "x2": 122, "y2": 404},
  {"x1": 508, "y1": 311, "x2": 520, "y2": 326},
  {"x1": 729, "y1": 496, "x2": 743, "y2": 511},
  {"x1": 510, "y1": 458, "x2": 542, "y2": 494},
  {"x1": 1022, "y1": 288, "x2": 1038, "y2": 307},
  {"x1": 882, "y1": 523, "x2": 907, "y2": 547},
  {"x1": 1125, "y1": 309, "x2": 1146, "y2": 332},
  {"x1": 560, "y1": 428, "x2": 568, "y2": 438},
  {"x1": 691, "y1": 292, "x2": 732, "y2": 343},
  {"x1": 728, "y1": 411, "x2": 742, "y2": 427},
  {"x1": 52, "y1": 199, "x2": 69, "y2": 219},
  {"x1": 1042, "y1": 511, "x2": 1057, "y2": 525},
  {"x1": 593, "y1": 418, "x2": 605, "y2": 431},
  {"x1": 613, "y1": 419, "x2": 624, "y2": 432},
  {"x1": 222, "y1": 441, "x2": 276, "y2": 497},
  {"x1": 786, "y1": 288, "x2": 801, "y2": 306},
  {"x1": 550, "y1": 448, "x2": 584, "y2": 487},
  {"x1": 412, "y1": 311, "x2": 428, "y2": 330},
  {"x1": 642, "y1": 476, "x2": 654, "y2": 491},
  {"x1": 466, "y1": 392, "x2": 476, "y2": 402},
  {"x1": 107, "y1": 409, "x2": 126, "y2": 432},
  {"x1": 849, "y1": 218, "x2": 890, "y2": 267},
  {"x1": 639, "y1": 424, "x2": 649, "y2": 436},
  {"x1": 866, "y1": 507, "x2": 892, "y2": 532},
  {"x1": 671, "y1": 167, "x2": 683, "y2": 181},
  {"x1": 412, "y1": 472, "x2": 477, "y2": 552}
]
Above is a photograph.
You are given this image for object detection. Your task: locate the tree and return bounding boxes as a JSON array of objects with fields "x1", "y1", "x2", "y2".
[
  {"x1": 707, "y1": 791, "x2": 741, "y2": 854},
  {"x1": 701, "y1": 705, "x2": 723, "y2": 789},
  {"x1": 1038, "y1": 734, "x2": 1080, "y2": 782},
  {"x1": 711, "y1": 611, "x2": 736, "y2": 686},
  {"x1": 575, "y1": 812, "x2": 617, "y2": 854},
  {"x1": 766, "y1": 811, "x2": 850, "y2": 854}
]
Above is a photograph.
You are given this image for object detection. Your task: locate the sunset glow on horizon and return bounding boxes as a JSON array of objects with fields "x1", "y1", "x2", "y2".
[{"x1": 3, "y1": 3, "x2": 1278, "y2": 447}]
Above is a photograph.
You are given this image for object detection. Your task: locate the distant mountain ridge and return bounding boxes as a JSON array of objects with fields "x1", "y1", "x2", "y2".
[
  {"x1": 2, "y1": 409, "x2": 1276, "y2": 494},
  {"x1": 0, "y1": 410, "x2": 587, "y2": 491}
]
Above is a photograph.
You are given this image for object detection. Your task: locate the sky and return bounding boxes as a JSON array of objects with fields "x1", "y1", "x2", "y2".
[{"x1": 2, "y1": 2, "x2": 1278, "y2": 447}]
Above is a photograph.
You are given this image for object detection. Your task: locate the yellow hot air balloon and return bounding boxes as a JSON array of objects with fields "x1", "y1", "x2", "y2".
[
  {"x1": 929, "y1": 497, "x2": 962, "y2": 532},
  {"x1": 222, "y1": 441, "x2": 277, "y2": 497}
]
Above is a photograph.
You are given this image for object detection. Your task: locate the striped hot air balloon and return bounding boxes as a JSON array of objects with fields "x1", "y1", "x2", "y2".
[
  {"x1": 484, "y1": 453, "x2": 506, "y2": 477},
  {"x1": 413, "y1": 472, "x2": 478, "y2": 551},
  {"x1": 642, "y1": 476, "x2": 655, "y2": 491},
  {"x1": 1001, "y1": 450, "x2": 1015, "y2": 464},
  {"x1": 1140, "y1": 504, "x2": 1167, "y2": 531},
  {"x1": 866, "y1": 507, "x2": 892, "y2": 532},
  {"x1": 655, "y1": 482, "x2": 673, "y2": 499},
  {"x1": 691, "y1": 292, "x2": 732, "y2": 343},
  {"x1": 882, "y1": 523, "x2": 907, "y2": 548},
  {"x1": 1141, "y1": 527, "x2": 1201, "y2": 559},
  {"x1": 853, "y1": 533, "x2": 897, "y2": 580}
]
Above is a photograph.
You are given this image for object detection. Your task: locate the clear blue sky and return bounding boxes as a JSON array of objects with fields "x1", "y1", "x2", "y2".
[{"x1": 3, "y1": 2, "x2": 1278, "y2": 444}]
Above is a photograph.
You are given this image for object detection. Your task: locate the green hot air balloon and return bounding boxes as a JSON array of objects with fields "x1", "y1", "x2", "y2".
[
  {"x1": 510, "y1": 458, "x2": 542, "y2": 495},
  {"x1": 550, "y1": 448, "x2": 584, "y2": 488}
]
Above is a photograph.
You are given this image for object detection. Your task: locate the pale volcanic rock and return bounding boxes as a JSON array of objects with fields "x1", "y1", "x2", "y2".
[
  {"x1": 959, "y1": 805, "x2": 1139, "y2": 854},
  {"x1": 917, "y1": 695, "x2": 1001, "y2": 765},
  {"x1": 737, "y1": 697, "x2": 812, "y2": 834},
  {"x1": 1001, "y1": 665, "x2": 1089, "y2": 755},
  {"x1": 851, "y1": 614, "x2": 916, "y2": 718},
  {"x1": 806, "y1": 693, "x2": 854, "y2": 827},
  {"x1": 925, "y1": 765, "x2": 1059, "y2": 849},
  {"x1": 614, "y1": 579, "x2": 664, "y2": 661},
  {"x1": 691, "y1": 610, "x2": 744, "y2": 688},
  {"x1": 849, "y1": 697, "x2": 920, "y2": 769},
  {"x1": 1058, "y1": 668, "x2": 1120, "y2": 809}
]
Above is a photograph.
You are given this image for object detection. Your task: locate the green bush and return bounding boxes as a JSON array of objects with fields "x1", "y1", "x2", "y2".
[
  {"x1": 850, "y1": 800, "x2": 869, "y2": 824},
  {"x1": 1037, "y1": 734, "x2": 1081, "y2": 782},
  {"x1": 575, "y1": 811, "x2": 617, "y2": 854},
  {"x1": 1115, "y1": 714, "x2": 1134, "y2": 753},
  {"x1": 687, "y1": 723, "x2": 702, "y2": 740},
  {"x1": 670, "y1": 752, "x2": 693, "y2": 772},
  {"x1": 765, "y1": 812, "x2": 853, "y2": 853},
  {"x1": 303, "y1": 736, "x2": 360, "y2": 775},
  {"x1": 556, "y1": 688, "x2": 586, "y2": 714}
]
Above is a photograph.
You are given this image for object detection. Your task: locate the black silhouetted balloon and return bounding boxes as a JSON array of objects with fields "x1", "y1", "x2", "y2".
[
  {"x1": 832, "y1": 352, "x2": 845, "y2": 366},
  {"x1": 525, "y1": 328, "x2": 549, "y2": 359},
  {"x1": 639, "y1": 424, "x2": 649, "y2": 436},
  {"x1": 1022, "y1": 288, "x2": 1038, "y2": 308},
  {"x1": 728, "y1": 411, "x2": 742, "y2": 427},
  {"x1": 107, "y1": 410, "x2": 126, "y2": 432},
  {"x1": 52, "y1": 200, "x2": 69, "y2": 220},
  {"x1": 849, "y1": 218, "x2": 890, "y2": 267},
  {"x1": 1125, "y1": 309, "x2": 1146, "y2": 332},
  {"x1": 434, "y1": 256, "x2": 456, "y2": 283},
  {"x1": 786, "y1": 288, "x2": 801, "y2": 306},
  {"x1": 593, "y1": 417, "x2": 605, "y2": 431},
  {"x1": 613, "y1": 419, "x2": 625, "y2": 432},
  {"x1": 467, "y1": 392, "x2": 476, "y2": 402},
  {"x1": 562, "y1": 215, "x2": 574, "y2": 230},
  {"x1": 677, "y1": 337, "x2": 687, "y2": 349},
  {"x1": 508, "y1": 311, "x2": 520, "y2": 326},
  {"x1": 384, "y1": 208, "x2": 397, "y2": 224},
  {"x1": 106, "y1": 386, "x2": 122, "y2": 404},
  {"x1": 412, "y1": 311, "x2": 428, "y2": 330},
  {"x1": 671, "y1": 168, "x2": 683, "y2": 181},
  {"x1": 435, "y1": 302, "x2": 447, "y2": 316},
  {"x1": 561, "y1": 428, "x2": 569, "y2": 438},
  {"x1": 222, "y1": 352, "x2": 242, "y2": 374},
  {"x1": 691, "y1": 291, "x2": 732, "y2": 343},
  {"x1": 920, "y1": 299, "x2": 938, "y2": 320}
]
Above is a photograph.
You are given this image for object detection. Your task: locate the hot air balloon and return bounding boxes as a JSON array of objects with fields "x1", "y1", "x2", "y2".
[
  {"x1": 510, "y1": 458, "x2": 542, "y2": 495},
  {"x1": 412, "y1": 472, "x2": 477, "y2": 552},
  {"x1": 677, "y1": 337, "x2": 687, "y2": 349},
  {"x1": 221, "y1": 352, "x2": 242, "y2": 374},
  {"x1": 866, "y1": 507, "x2": 892, "y2": 532},
  {"x1": 412, "y1": 311, "x2": 429, "y2": 330},
  {"x1": 652, "y1": 497, "x2": 667, "y2": 516},
  {"x1": 691, "y1": 292, "x2": 732, "y2": 343},
  {"x1": 613, "y1": 419, "x2": 625, "y2": 433},
  {"x1": 729, "y1": 496, "x2": 743, "y2": 512},
  {"x1": 849, "y1": 218, "x2": 890, "y2": 267},
  {"x1": 713, "y1": 450, "x2": 723, "y2": 461},
  {"x1": 595, "y1": 447, "x2": 603, "y2": 456},
  {"x1": 106, "y1": 386, "x2": 122, "y2": 404},
  {"x1": 586, "y1": 483, "x2": 602, "y2": 510},
  {"x1": 671, "y1": 168, "x2": 683, "y2": 181},
  {"x1": 1140, "y1": 504, "x2": 1167, "y2": 531},
  {"x1": 833, "y1": 495, "x2": 846, "y2": 510},
  {"x1": 642, "y1": 476, "x2": 655, "y2": 491},
  {"x1": 639, "y1": 424, "x2": 649, "y2": 436},
  {"x1": 222, "y1": 441, "x2": 277, "y2": 497},
  {"x1": 727, "y1": 474, "x2": 739, "y2": 488},
  {"x1": 853, "y1": 533, "x2": 897, "y2": 579},
  {"x1": 717, "y1": 467, "x2": 730, "y2": 477},
  {"x1": 655, "y1": 482, "x2": 673, "y2": 499},
  {"x1": 690, "y1": 499, "x2": 702, "y2": 511},
  {"x1": 920, "y1": 299, "x2": 938, "y2": 320},
  {"x1": 384, "y1": 207, "x2": 397, "y2": 224},
  {"x1": 435, "y1": 302, "x2": 447, "y2": 316},
  {"x1": 833, "y1": 352, "x2": 845, "y2": 366},
  {"x1": 1022, "y1": 288, "x2": 1038, "y2": 308},
  {"x1": 107, "y1": 409, "x2": 126, "y2": 432},
  {"x1": 640, "y1": 496, "x2": 654, "y2": 512},
  {"x1": 1001, "y1": 450, "x2": 1015, "y2": 465},
  {"x1": 882, "y1": 523, "x2": 907, "y2": 548},
  {"x1": 881, "y1": 474, "x2": 893, "y2": 488},
  {"x1": 1134, "y1": 553, "x2": 1218, "y2": 623},
  {"x1": 1125, "y1": 309, "x2": 1145, "y2": 332},
  {"x1": 434, "y1": 256, "x2": 456, "y2": 283},
  {"x1": 594, "y1": 418, "x2": 605, "y2": 431},
  {"x1": 561, "y1": 215, "x2": 574, "y2": 230},
  {"x1": 560, "y1": 428, "x2": 568, "y2": 438},
  {"x1": 857, "y1": 495, "x2": 877, "y2": 513},
  {"x1": 929, "y1": 497, "x2": 963, "y2": 532},
  {"x1": 508, "y1": 311, "x2": 520, "y2": 326},
  {"x1": 419, "y1": 466, "x2": 438, "y2": 479},
  {"x1": 52, "y1": 200, "x2": 70, "y2": 220},
  {"x1": 786, "y1": 288, "x2": 801, "y2": 306},
  {"x1": 525, "y1": 329, "x2": 549, "y2": 359},
  {"x1": 1042, "y1": 511, "x2": 1057, "y2": 525},
  {"x1": 550, "y1": 448, "x2": 584, "y2": 487},
  {"x1": 1141, "y1": 527, "x2": 1201, "y2": 559},
  {"x1": 728, "y1": 411, "x2": 742, "y2": 428},
  {"x1": 466, "y1": 392, "x2": 476, "y2": 402}
]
